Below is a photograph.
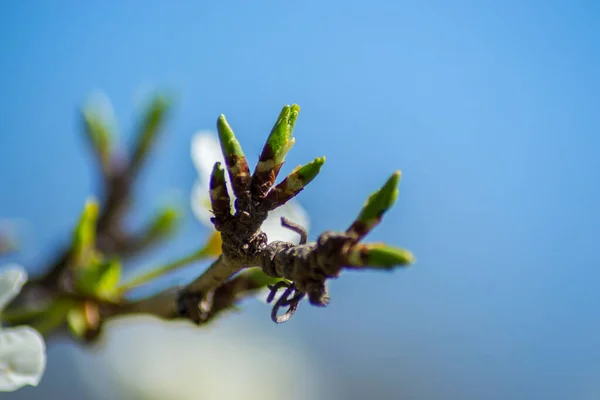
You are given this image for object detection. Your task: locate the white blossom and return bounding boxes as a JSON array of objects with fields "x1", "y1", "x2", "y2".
[
  {"x1": 73, "y1": 315, "x2": 330, "y2": 400},
  {"x1": 190, "y1": 132, "x2": 310, "y2": 244},
  {"x1": 0, "y1": 264, "x2": 46, "y2": 392}
]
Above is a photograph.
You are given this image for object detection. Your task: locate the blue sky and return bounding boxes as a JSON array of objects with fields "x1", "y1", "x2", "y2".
[{"x1": 1, "y1": 1, "x2": 600, "y2": 399}]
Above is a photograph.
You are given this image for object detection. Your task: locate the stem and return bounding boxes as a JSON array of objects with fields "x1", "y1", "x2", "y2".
[
  {"x1": 1, "y1": 307, "x2": 49, "y2": 325},
  {"x1": 101, "y1": 269, "x2": 265, "y2": 321},
  {"x1": 119, "y1": 248, "x2": 209, "y2": 292},
  {"x1": 107, "y1": 289, "x2": 180, "y2": 318},
  {"x1": 183, "y1": 255, "x2": 243, "y2": 294},
  {"x1": 29, "y1": 297, "x2": 74, "y2": 337}
]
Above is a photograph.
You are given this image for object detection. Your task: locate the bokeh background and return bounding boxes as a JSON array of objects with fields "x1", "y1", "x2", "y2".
[{"x1": 2, "y1": 1, "x2": 600, "y2": 399}]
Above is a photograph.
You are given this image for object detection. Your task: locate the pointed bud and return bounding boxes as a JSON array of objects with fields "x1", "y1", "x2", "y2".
[
  {"x1": 82, "y1": 103, "x2": 113, "y2": 175},
  {"x1": 72, "y1": 198, "x2": 100, "y2": 267},
  {"x1": 145, "y1": 206, "x2": 180, "y2": 239},
  {"x1": 265, "y1": 156, "x2": 325, "y2": 209},
  {"x1": 217, "y1": 115, "x2": 250, "y2": 198},
  {"x1": 209, "y1": 162, "x2": 232, "y2": 222},
  {"x1": 251, "y1": 104, "x2": 300, "y2": 198},
  {"x1": 75, "y1": 258, "x2": 122, "y2": 300},
  {"x1": 130, "y1": 94, "x2": 172, "y2": 175},
  {"x1": 347, "y1": 171, "x2": 401, "y2": 241},
  {"x1": 67, "y1": 301, "x2": 102, "y2": 341},
  {"x1": 346, "y1": 243, "x2": 414, "y2": 269}
]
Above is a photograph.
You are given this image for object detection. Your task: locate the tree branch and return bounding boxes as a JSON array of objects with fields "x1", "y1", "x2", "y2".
[
  {"x1": 101, "y1": 273, "x2": 264, "y2": 324},
  {"x1": 3, "y1": 102, "x2": 415, "y2": 344}
]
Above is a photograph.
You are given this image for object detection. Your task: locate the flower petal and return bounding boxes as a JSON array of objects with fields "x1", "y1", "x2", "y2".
[
  {"x1": 74, "y1": 316, "x2": 327, "y2": 400},
  {"x1": 0, "y1": 326, "x2": 46, "y2": 391},
  {"x1": 191, "y1": 132, "x2": 236, "y2": 229},
  {"x1": 261, "y1": 200, "x2": 310, "y2": 244},
  {"x1": 190, "y1": 180, "x2": 215, "y2": 229},
  {"x1": 191, "y1": 132, "x2": 225, "y2": 188},
  {"x1": 0, "y1": 264, "x2": 28, "y2": 311}
]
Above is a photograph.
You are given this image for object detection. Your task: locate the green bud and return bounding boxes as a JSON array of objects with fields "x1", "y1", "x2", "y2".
[
  {"x1": 130, "y1": 93, "x2": 172, "y2": 173},
  {"x1": 67, "y1": 301, "x2": 101, "y2": 341},
  {"x1": 217, "y1": 115, "x2": 245, "y2": 160},
  {"x1": 146, "y1": 206, "x2": 180, "y2": 239},
  {"x1": 209, "y1": 162, "x2": 232, "y2": 220},
  {"x1": 217, "y1": 115, "x2": 250, "y2": 197},
  {"x1": 265, "y1": 156, "x2": 325, "y2": 208},
  {"x1": 288, "y1": 156, "x2": 325, "y2": 190},
  {"x1": 72, "y1": 198, "x2": 100, "y2": 266},
  {"x1": 347, "y1": 171, "x2": 401, "y2": 240},
  {"x1": 67, "y1": 305, "x2": 87, "y2": 339},
  {"x1": 264, "y1": 104, "x2": 299, "y2": 166},
  {"x1": 210, "y1": 161, "x2": 227, "y2": 187},
  {"x1": 75, "y1": 258, "x2": 122, "y2": 301},
  {"x1": 251, "y1": 104, "x2": 300, "y2": 198},
  {"x1": 82, "y1": 106, "x2": 113, "y2": 173},
  {"x1": 347, "y1": 243, "x2": 414, "y2": 269}
]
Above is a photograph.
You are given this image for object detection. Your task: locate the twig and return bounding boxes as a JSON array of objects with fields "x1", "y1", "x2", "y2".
[
  {"x1": 4, "y1": 103, "x2": 414, "y2": 342},
  {"x1": 119, "y1": 248, "x2": 207, "y2": 292}
]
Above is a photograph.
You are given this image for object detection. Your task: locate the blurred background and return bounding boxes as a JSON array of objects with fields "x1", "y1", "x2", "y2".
[{"x1": 1, "y1": 1, "x2": 600, "y2": 399}]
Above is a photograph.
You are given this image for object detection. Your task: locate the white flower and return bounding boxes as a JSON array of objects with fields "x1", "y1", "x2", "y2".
[
  {"x1": 0, "y1": 264, "x2": 46, "y2": 392},
  {"x1": 73, "y1": 315, "x2": 330, "y2": 400},
  {"x1": 191, "y1": 132, "x2": 310, "y2": 244}
]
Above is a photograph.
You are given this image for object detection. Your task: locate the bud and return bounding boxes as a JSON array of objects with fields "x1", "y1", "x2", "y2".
[
  {"x1": 347, "y1": 171, "x2": 400, "y2": 241},
  {"x1": 130, "y1": 94, "x2": 172, "y2": 173},
  {"x1": 216, "y1": 114, "x2": 250, "y2": 198},
  {"x1": 67, "y1": 301, "x2": 102, "y2": 341},
  {"x1": 146, "y1": 206, "x2": 180, "y2": 239},
  {"x1": 265, "y1": 156, "x2": 325, "y2": 209},
  {"x1": 346, "y1": 243, "x2": 414, "y2": 269},
  {"x1": 251, "y1": 104, "x2": 300, "y2": 198},
  {"x1": 72, "y1": 198, "x2": 100, "y2": 267},
  {"x1": 82, "y1": 104, "x2": 113, "y2": 174},
  {"x1": 208, "y1": 162, "x2": 232, "y2": 221},
  {"x1": 74, "y1": 258, "x2": 122, "y2": 301}
]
